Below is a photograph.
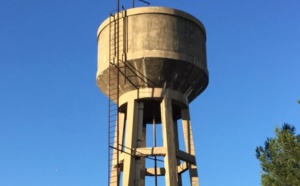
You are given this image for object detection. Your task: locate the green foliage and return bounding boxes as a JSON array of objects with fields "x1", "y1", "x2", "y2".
[{"x1": 256, "y1": 124, "x2": 300, "y2": 186}]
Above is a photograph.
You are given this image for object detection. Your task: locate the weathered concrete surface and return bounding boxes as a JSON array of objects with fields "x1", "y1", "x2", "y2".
[
  {"x1": 113, "y1": 89, "x2": 200, "y2": 186},
  {"x1": 97, "y1": 7, "x2": 208, "y2": 103}
]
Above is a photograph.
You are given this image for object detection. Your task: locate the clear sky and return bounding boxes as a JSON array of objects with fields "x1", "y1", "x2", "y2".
[{"x1": 1, "y1": 0, "x2": 299, "y2": 186}]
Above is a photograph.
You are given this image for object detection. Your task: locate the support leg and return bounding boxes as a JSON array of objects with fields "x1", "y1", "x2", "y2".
[
  {"x1": 161, "y1": 92, "x2": 178, "y2": 186},
  {"x1": 110, "y1": 112, "x2": 125, "y2": 186},
  {"x1": 173, "y1": 120, "x2": 183, "y2": 186},
  {"x1": 182, "y1": 108, "x2": 199, "y2": 186},
  {"x1": 122, "y1": 99, "x2": 139, "y2": 186},
  {"x1": 135, "y1": 102, "x2": 145, "y2": 186}
]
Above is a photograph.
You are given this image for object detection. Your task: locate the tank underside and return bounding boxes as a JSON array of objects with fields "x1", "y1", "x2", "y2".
[{"x1": 97, "y1": 57, "x2": 208, "y2": 103}]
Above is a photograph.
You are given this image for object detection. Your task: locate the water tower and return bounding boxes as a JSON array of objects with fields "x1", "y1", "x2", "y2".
[{"x1": 96, "y1": 5, "x2": 208, "y2": 186}]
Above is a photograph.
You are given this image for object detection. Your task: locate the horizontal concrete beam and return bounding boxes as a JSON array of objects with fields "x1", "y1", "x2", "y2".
[
  {"x1": 176, "y1": 150, "x2": 196, "y2": 165},
  {"x1": 135, "y1": 147, "x2": 166, "y2": 157},
  {"x1": 145, "y1": 167, "x2": 166, "y2": 176},
  {"x1": 177, "y1": 162, "x2": 188, "y2": 174},
  {"x1": 145, "y1": 162, "x2": 189, "y2": 176}
]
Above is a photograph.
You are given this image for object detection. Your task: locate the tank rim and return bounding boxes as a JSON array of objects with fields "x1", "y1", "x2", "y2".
[{"x1": 97, "y1": 6, "x2": 206, "y2": 37}]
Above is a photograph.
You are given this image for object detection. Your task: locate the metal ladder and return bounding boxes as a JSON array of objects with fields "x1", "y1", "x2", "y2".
[
  {"x1": 107, "y1": 5, "x2": 154, "y2": 186},
  {"x1": 108, "y1": 10, "x2": 121, "y2": 186},
  {"x1": 108, "y1": 8, "x2": 135, "y2": 186}
]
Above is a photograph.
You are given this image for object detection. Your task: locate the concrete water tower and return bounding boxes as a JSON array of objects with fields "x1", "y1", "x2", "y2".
[{"x1": 97, "y1": 6, "x2": 208, "y2": 186}]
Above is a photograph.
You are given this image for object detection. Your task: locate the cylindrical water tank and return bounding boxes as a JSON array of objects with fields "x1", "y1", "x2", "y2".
[{"x1": 97, "y1": 7, "x2": 208, "y2": 102}]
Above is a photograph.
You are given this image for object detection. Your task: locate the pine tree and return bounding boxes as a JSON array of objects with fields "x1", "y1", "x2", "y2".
[{"x1": 256, "y1": 124, "x2": 300, "y2": 186}]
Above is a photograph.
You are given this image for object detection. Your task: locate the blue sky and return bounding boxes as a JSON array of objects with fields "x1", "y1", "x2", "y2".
[{"x1": 1, "y1": 0, "x2": 299, "y2": 185}]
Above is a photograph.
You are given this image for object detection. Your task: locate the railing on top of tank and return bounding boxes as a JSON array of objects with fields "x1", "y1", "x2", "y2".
[{"x1": 133, "y1": 0, "x2": 150, "y2": 7}]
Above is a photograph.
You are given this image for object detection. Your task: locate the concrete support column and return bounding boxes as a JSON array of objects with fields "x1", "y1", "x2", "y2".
[
  {"x1": 135, "y1": 102, "x2": 145, "y2": 186},
  {"x1": 110, "y1": 112, "x2": 125, "y2": 186},
  {"x1": 173, "y1": 120, "x2": 183, "y2": 186},
  {"x1": 161, "y1": 92, "x2": 178, "y2": 186},
  {"x1": 122, "y1": 99, "x2": 139, "y2": 186},
  {"x1": 182, "y1": 108, "x2": 199, "y2": 186},
  {"x1": 139, "y1": 122, "x2": 146, "y2": 185}
]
